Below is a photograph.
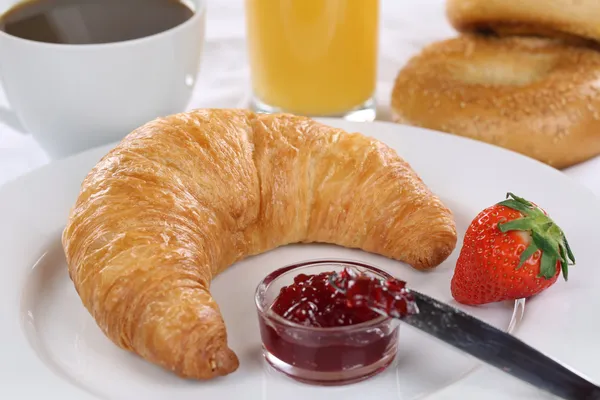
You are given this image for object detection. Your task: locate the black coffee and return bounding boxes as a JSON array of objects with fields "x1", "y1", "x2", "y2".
[{"x1": 0, "y1": 0, "x2": 194, "y2": 44}]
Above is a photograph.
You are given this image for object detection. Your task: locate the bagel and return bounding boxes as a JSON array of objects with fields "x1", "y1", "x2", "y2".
[
  {"x1": 446, "y1": 0, "x2": 600, "y2": 45},
  {"x1": 391, "y1": 35, "x2": 600, "y2": 168},
  {"x1": 62, "y1": 109, "x2": 457, "y2": 379}
]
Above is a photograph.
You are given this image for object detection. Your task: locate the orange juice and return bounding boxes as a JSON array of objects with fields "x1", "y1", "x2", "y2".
[{"x1": 245, "y1": 0, "x2": 379, "y2": 116}]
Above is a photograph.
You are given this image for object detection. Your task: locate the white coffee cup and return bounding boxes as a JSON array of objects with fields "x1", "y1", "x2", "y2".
[{"x1": 0, "y1": 0, "x2": 206, "y2": 159}]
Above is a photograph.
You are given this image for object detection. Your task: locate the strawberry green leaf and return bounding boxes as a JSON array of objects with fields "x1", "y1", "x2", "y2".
[
  {"x1": 506, "y1": 192, "x2": 533, "y2": 207},
  {"x1": 517, "y1": 242, "x2": 538, "y2": 270},
  {"x1": 563, "y1": 235, "x2": 576, "y2": 264},
  {"x1": 539, "y1": 250, "x2": 557, "y2": 279},
  {"x1": 530, "y1": 230, "x2": 560, "y2": 280},
  {"x1": 542, "y1": 223, "x2": 555, "y2": 235},
  {"x1": 498, "y1": 199, "x2": 533, "y2": 215},
  {"x1": 498, "y1": 217, "x2": 536, "y2": 233},
  {"x1": 532, "y1": 230, "x2": 560, "y2": 258},
  {"x1": 559, "y1": 244, "x2": 569, "y2": 281}
]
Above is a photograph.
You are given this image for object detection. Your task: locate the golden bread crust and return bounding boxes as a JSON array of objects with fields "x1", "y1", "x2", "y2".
[
  {"x1": 391, "y1": 35, "x2": 600, "y2": 168},
  {"x1": 447, "y1": 0, "x2": 600, "y2": 45}
]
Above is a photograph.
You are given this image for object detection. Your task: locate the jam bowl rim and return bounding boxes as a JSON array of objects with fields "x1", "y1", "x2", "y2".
[{"x1": 254, "y1": 258, "x2": 398, "y2": 333}]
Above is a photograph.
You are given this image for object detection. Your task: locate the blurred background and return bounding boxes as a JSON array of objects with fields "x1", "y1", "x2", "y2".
[{"x1": 0, "y1": 0, "x2": 454, "y2": 185}]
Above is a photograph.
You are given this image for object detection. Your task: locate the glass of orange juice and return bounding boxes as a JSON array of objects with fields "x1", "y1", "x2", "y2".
[{"x1": 245, "y1": 0, "x2": 379, "y2": 120}]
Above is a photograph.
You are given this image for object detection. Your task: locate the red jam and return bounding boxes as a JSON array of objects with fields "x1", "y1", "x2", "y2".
[
  {"x1": 270, "y1": 271, "x2": 381, "y2": 327},
  {"x1": 271, "y1": 268, "x2": 417, "y2": 327},
  {"x1": 336, "y1": 268, "x2": 418, "y2": 319},
  {"x1": 258, "y1": 267, "x2": 418, "y2": 378}
]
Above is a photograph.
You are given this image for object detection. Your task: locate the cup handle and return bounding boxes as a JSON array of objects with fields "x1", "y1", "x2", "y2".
[{"x1": 0, "y1": 105, "x2": 26, "y2": 133}]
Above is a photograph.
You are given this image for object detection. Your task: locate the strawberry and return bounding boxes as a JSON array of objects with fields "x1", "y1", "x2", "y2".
[{"x1": 451, "y1": 193, "x2": 575, "y2": 305}]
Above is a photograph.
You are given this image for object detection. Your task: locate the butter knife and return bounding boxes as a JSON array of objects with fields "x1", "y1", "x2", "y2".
[{"x1": 402, "y1": 291, "x2": 600, "y2": 400}]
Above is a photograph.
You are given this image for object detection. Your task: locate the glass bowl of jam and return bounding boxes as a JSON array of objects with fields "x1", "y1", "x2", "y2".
[{"x1": 254, "y1": 259, "x2": 404, "y2": 386}]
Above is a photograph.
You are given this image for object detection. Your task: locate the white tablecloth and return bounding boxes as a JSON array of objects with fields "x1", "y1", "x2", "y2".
[{"x1": 1, "y1": 0, "x2": 598, "y2": 197}]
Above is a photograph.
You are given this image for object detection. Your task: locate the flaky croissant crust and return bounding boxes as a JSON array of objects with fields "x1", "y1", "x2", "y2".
[{"x1": 62, "y1": 109, "x2": 456, "y2": 379}]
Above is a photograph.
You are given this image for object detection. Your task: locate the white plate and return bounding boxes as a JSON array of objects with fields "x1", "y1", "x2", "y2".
[{"x1": 1, "y1": 119, "x2": 598, "y2": 400}]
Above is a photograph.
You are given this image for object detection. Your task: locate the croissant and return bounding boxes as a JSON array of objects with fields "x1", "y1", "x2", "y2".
[{"x1": 62, "y1": 109, "x2": 457, "y2": 380}]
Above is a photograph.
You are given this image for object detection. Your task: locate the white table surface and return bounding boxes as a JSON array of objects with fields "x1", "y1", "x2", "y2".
[{"x1": 1, "y1": 0, "x2": 599, "y2": 197}]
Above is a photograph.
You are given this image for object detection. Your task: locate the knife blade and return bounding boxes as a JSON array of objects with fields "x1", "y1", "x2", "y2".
[{"x1": 401, "y1": 291, "x2": 600, "y2": 400}]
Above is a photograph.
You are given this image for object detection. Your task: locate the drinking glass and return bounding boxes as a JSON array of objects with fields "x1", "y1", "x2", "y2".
[{"x1": 245, "y1": 0, "x2": 379, "y2": 121}]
